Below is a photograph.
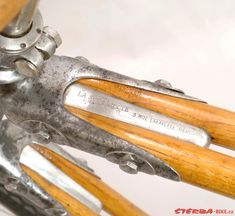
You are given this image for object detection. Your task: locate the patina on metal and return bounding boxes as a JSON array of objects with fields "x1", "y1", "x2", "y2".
[
  {"x1": 0, "y1": 51, "x2": 211, "y2": 182},
  {"x1": 0, "y1": 55, "x2": 181, "y2": 181},
  {"x1": 0, "y1": 119, "x2": 69, "y2": 216},
  {"x1": 0, "y1": 118, "x2": 104, "y2": 216},
  {"x1": 2, "y1": 0, "x2": 39, "y2": 38},
  {"x1": 0, "y1": 1, "x2": 213, "y2": 215},
  {"x1": 20, "y1": 145, "x2": 103, "y2": 214},
  {"x1": 65, "y1": 83, "x2": 210, "y2": 147}
]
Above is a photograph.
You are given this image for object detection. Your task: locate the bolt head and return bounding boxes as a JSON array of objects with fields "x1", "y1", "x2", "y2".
[
  {"x1": 15, "y1": 59, "x2": 39, "y2": 77},
  {"x1": 119, "y1": 160, "x2": 138, "y2": 174},
  {"x1": 75, "y1": 56, "x2": 90, "y2": 63},
  {"x1": 4, "y1": 177, "x2": 19, "y2": 191},
  {"x1": 155, "y1": 79, "x2": 172, "y2": 88},
  {"x1": 45, "y1": 208, "x2": 68, "y2": 216},
  {"x1": 43, "y1": 26, "x2": 62, "y2": 48},
  {"x1": 33, "y1": 131, "x2": 51, "y2": 144}
]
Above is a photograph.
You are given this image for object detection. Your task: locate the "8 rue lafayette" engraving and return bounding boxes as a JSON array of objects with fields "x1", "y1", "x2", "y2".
[{"x1": 76, "y1": 89, "x2": 194, "y2": 135}]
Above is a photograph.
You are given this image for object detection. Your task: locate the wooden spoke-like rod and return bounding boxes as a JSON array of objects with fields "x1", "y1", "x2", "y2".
[
  {"x1": 78, "y1": 79, "x2": 235, "y2": 150},
  {"x1": 21, "y1": 163, "x2": 98, "y2": 216},
  {"x1": 0, "y1": 0, "x2": 27, "y2": 31},
  {"x1": 25, "y1": 144, "x2": 148, "y2": 216},
  {"x1": 64, "y1": 79, "x2": 235, "y2": 199}
]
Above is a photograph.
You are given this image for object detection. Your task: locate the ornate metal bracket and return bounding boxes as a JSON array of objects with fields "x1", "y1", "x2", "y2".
[{"x1": 0, "y1": 55, "x2": 211, "y2": 182}]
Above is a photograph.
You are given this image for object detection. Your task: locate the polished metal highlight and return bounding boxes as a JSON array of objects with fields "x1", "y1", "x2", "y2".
[
  {"x1": 35, "y1": 142, "x2": 97, "y2": 175},
  {"x1": 0, "y1": 67, "x2": 24, "y2": 84},
  {"x1": 20, "y1": 145, "x2": 103, "y2": 214},
  {"x1": 0, "y1": 11, "x2": 43, "y2": 54},
  {"x1": 0, "y1": 119, "x2": 69, "y2": 216},
  {"x1": 0, "y1": 10, "x2": 61, "y2": 79},
  {"x1": 65, "y1": 84, "x2": 210, "y2": 147},
  {"x1": 1, "y1": 55, "x2": 180, "y2": 181},
  {"x1": 2, "y1": 0, "x2": 39, "y2": 37},
  {"x1": 0, "y1": 1, "x2": 211, "y2": 215}
]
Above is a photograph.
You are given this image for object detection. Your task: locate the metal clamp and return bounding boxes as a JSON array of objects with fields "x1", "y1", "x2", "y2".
[
  {"x1": 0, "y1": 118, "x2": 104, "y2": 215},
  {"x1": 0, "y1": 11, "x2": 62, "y2": 82},
  {"x1": 0, "y1": 0, "x2": 213, "y2": 214},
  {"x1": 0, "y1": 119, "x2": 69, "y2": 216},
  {"x1": 0, "y1": 55, "x2": 210, "y2": 181},
  {"x1": 65, "y1": 83, "x2": 210, "y2": 147},
  {"x1": 0, "y1": 3, "x2": 209, "y2": 183},
  {"x1": 0, "y1": 11, "x2": 43, "y2": 54}
]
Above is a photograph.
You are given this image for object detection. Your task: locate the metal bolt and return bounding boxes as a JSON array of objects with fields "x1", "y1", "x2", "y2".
[
  {"x1": 4, "y1": 177, "x2": 19, "y2": 191},
  {"x1": 106, "y1": 151, "x2": 140, "y2": 174},
  {"x1": 76, "y1": 157, "x2": 88, "y2": 165},
  {"x1": 155, "y1": 79, "x2": 172, "y2": 88},
  {"x1": 105, "y1": 151, "x2": 156, "y2": 175},
  {"x1": 15, "y1": 59, "x2": 39, "y2": 77},
  {"x1": 4, "y1": 183, "x2": 17, "y2": 191},
  {"x1": 33, "y1": 131, "x2": 51, "y2": 144},
  {"x1": 75, "y1": 56, "x2": 90, "y2": 63},
  {"x1": 43, "y1": 26, "x2": 62, "y2": 48},
  {"x1": 45, "y1": 208, "x2": 68, "y2": 216},
  {"x1": 119, "y1": 160, "x2": 139, "y2": 174}
]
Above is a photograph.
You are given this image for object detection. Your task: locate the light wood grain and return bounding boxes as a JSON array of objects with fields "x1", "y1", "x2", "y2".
[
  {"x1": 21, "y1": 163, "x2": 98, "y2": 216},
  {"x1": 0, "y1": 0, "x2": 27, "y2": 31},
  {"x1": 78, "y1": 79, "x2": 235, "y2": 150},
  {"x1": 31, "y1": 144, "x2": 148, "y2": 216},
  {"x1": 65, "y1": 104, "x2": 235, "y2": 199}
]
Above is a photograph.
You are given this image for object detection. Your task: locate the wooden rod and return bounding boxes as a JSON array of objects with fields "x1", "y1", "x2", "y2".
[
  {"x1": 31, "y1": 144, "x2": 148, "y2": 216},
  {"x1": 65, "y1": 105, "x2": 235, "y2": 199},
  {"x1": 21, "y1": 164, "x2": 98, "y2": 216},
  {"x1": 0, "y1": 0, "x2": 27, "y2": 31},
  {"x1": 78, "y1": 79, "x2": 235, "y2": 150}
]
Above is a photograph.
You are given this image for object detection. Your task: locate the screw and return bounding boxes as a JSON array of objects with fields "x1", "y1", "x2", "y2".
[
  {"x1": 15, "y1": 59, "x2": 39, "y2": 77},
  {"x1": 45, "y1": 208, "x2": 68, "y2": 216},
  {"x1": 155, "y1": 79, "x2": 172, "y2": 88},
  {"x1": 4, "y1": 177, "x2": 19, "y2": 191},
  {"x1": 33, "y1": 131, "x2": 51, "y2": 144},
  {"x1": 75, "y1": 56, "x2": 90, "y2": 63},
  {"x1": 105, "y1": 151, "x2": 140, "y2": 174},
  {"x1": 43, "y1": 26, "x2": 62, "y2": 48},
  {"x1": 4, "y1": 183, "x2": 17, "y2": 191},
  {"x1": 76, "y1": 157, "x2": 88, "y2": 165},
  {"x1": 119, "y1": 160, "x2": 138, "y2": 174}
]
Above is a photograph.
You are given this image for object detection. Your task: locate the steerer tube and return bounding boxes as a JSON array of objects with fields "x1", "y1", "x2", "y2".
[
  {"x1": 2, "y1": 0, "x2": 39, "y2": 37},
  {"x1": 0, "y1": 0, "x2": 27, "y2": 31}
]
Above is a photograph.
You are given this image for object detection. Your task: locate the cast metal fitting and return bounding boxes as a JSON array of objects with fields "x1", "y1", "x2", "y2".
[{"x1": 0, "y1": 11, "x2": 62, "y2": 80}]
